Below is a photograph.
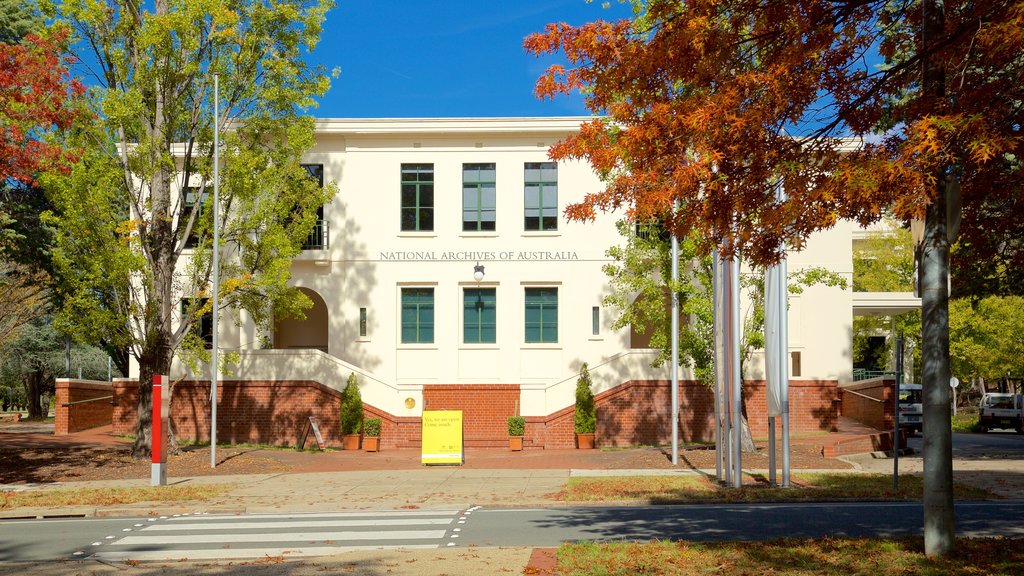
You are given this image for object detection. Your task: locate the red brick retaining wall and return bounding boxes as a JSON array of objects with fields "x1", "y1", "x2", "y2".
[
  {"x1": 103, "y1": 378, "x2": 838, "y2": 449},
  {"x1": 54, "y1": 379, "x2": 114, "y2": 435},
  {"x1": 838, "y1": 377, "x2": 895, "y2": 431}
]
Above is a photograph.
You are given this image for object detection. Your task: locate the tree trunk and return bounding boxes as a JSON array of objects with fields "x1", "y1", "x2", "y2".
[
  {"x1": 25, "y1": 371, "x2": 43, "y2": 419},
  {"x1": 130, "y1": 0, "x2": 178, "y2": 460},
  {"x1": 920, "y1": 0, "x2": 955, "y2": 558}
]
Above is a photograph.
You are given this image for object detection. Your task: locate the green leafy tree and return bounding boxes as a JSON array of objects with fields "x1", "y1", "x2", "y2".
[
  {"x1": 573, "y1": 363, "x2": 596, "y2": 435},
  {"x1": 0, "y1": 316, "x2": 113, "y2": 418},
  {"x1": 949, "y1": 297, "x2": 1024, "y2": 397},
  {"x1": 340, "y1": 373, "x2": 363, "y2": 436},
  {"x1": 43, "y1": 0, "x2": 337, "y2": 458},
  {"x1": 0, "y1": 0, "x2": 41, "y2": 43}
]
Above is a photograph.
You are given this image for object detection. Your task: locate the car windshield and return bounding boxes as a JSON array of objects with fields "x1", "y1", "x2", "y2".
[
  {"x1": 899, "y1": 389, "x2": 922, "y2": 404},
  {"x1": 984, "y1": 396, "x2": 1015, "y2": 409}
]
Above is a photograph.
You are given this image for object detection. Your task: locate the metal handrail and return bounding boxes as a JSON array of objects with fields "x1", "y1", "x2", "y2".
[
  {"x1": 840, "y1": 388, "x2": 885, "y2": 403},
  {"x1": 60, "y1": 395, "x2": 114, "y2": 407}
]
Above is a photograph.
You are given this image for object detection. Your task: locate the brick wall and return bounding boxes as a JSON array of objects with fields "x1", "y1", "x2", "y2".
[
  {"x1": 423, "y1": 384, "x2": 520, "y2": 448},
  {"x1": 839, "y1": 377, "x2": 895, "y2": 431},
  {"x1": 595, "y1": 379, "x2": 838, "y2": 447},
  {"x1": 54, "y1": 379, "x2": 114, "y2": 435},
  {"x1": 106, "y1": 377, "x2": 839, "y2": 449}
]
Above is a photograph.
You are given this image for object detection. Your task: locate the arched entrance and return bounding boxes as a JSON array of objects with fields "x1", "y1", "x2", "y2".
[{"x1": 274, "y1": 287, "x2": 329, "y2": 353}]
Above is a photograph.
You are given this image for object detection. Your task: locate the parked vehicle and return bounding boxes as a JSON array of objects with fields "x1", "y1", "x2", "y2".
[
  {"x1": 978, "y1": 393, "x2": 1024, "y2": 433},
  {"x1": 898, "y1": 383, "x2": 923, "y2": 435}
]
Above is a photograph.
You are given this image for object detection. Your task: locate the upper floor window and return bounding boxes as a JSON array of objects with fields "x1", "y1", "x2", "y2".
[
  {"x1": 463, "y1": 163, "x2": 496, "y2": 231},
  {"x1": 401, "y1": 287, "x2": 434, "y2": 344},
  {"x1": 463, "y1": 288, "x2": 496, "y2": 344},
  {"x1": 181, "y1": 298, "x2": 213, "y2": 349},
  {"x1": 524, "y1": 162, "x2": 557, "y2": 231},
  {"x1": 300, "y1": 164, "x2": 328, "y2": 250},
  {"x1": 525, "y1": 287, "x2": 558, "y2": 343},
  {"x1": 182, "y1": 186, "x2": 209, "y2": 248},
  {"x1": 401, "y1": 164, "x2": 434, "y2": 231}
]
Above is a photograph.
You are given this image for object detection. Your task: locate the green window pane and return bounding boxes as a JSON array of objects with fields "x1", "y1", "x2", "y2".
[
  {"x1": 524, "y1": 163, "x2": 557, "y2": 232},
  {"x1": 464, "y1": 288, "x2": 496, "y2": 343},
  {"x1": 524, "y1": 287, "x2": 557, "y2": 343},
  {"x1": 401, "y1": 288, "x2": 434, "y2": 343},
  {"x1": 400, "y1": 165, "x2": 433, "y2": 231}
]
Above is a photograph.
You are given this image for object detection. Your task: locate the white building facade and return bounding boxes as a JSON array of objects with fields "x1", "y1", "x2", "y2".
[{"x1": 158, "y1": 117, "x2": 857, "y2": 448}]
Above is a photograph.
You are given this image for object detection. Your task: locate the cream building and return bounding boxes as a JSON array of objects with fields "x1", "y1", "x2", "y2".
[{"x1": 153, "y1": 117, "x2": 867, "y2": 447}]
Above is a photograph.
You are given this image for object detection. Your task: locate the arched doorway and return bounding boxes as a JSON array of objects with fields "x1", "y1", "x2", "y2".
[{"x1": 274, "y1": 287, "x2": 329, "y2": 353}]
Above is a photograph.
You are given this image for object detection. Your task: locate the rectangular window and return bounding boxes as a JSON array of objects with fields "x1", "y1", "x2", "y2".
[
  {"x1": 463, "y1": 288, "x2": 496, "y2": 344},
  {"x1": 463, "y1": 163, "x2": 496, "y2": 231},
  {"x1": 524, "y1": 162, "x2": 557, "y2": 231},
  {"x1": 592, "y1": 306, "x2": 600, "y2": 336},
  {"x1": 301, "y1": 164, "x2": 328, "y2": 250},
  {"x1": 525, "y1": 287, "x2": 558, "y2": 343},
  {"x1": 401, "y1": 288, "x2": 434, "y2": 343},
  {"x1": 401, "y1": 164, "x2": 434, "y2": 231},
  {"x1": 182, "y1": 186, "x2": 209, "y2": 248},
  {"x1": 791, "y1": 351, "x2": 802, "y2": 377},
  {"x1": 359, "y1": 307, "x2": 367, "y2": 337},
  {"x1": 181, "y1": 298, "x2": 213, "y2": 349}
]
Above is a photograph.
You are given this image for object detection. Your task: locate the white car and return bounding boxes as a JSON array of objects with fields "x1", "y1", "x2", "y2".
[{"x1": 979, "y1": 393, "x2": 1024, "y2": 433}]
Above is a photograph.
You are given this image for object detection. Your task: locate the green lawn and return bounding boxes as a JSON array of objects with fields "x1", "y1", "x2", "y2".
[{"x1": 556, "y1": 538, "x2": 1024, "y2": 575}]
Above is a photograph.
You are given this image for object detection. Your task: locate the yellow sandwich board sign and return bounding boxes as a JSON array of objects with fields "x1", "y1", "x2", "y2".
[{"x1": 421, "y1": 410, "x2": 464, "y2": 465}]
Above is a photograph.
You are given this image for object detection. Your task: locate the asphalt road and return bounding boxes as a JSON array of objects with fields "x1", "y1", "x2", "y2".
[
  {"x1": 3, "y1": 501, "x2": 1024, "y2": 563},
  {"x1": 904, "y1": 430, "x2": 1024, "y2": 458}
]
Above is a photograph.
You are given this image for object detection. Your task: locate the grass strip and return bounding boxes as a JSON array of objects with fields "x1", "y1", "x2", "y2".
[
  {"x1": 556, "y1": 537, "x2": 1024, "y2": 576},
  {"x1": 553, "y1": 472, "x2": 995, "y2": 502},
  {"x1": 1, "y1": 484, "x2": 231, "y2": 509}
]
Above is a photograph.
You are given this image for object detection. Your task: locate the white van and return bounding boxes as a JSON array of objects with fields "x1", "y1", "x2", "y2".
[
  {"x1": 979, "y1": 393, "x2": 1023, "y2": 433},
  {"x1": 898, "y1": 383, "x2": 923, "y2": 435}
]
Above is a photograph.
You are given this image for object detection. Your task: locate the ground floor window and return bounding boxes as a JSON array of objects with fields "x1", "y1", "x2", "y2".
[
  {"x1": 525, "y1": 287, "x2": 558, "y2": 343},
  {"x1": 401, "y1": 288, "x2": 434, "y2": 343},
  {"x1": 463, "y1": 288, "x2": 496, "y2": 343}
]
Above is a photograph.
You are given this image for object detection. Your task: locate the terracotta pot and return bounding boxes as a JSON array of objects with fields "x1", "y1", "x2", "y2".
[
  {"x1": 342, "y1": 433, "x2": 361, "y2": 450},
  {"x1": 509, "y1": 436, "x2": 524, "y2": 451},
  {"x1": 364, "y1": 436, "x2": 379, "y2": 452},
  {"x1": 575, "y1": 432, "x2": 595, "y2": 449}
]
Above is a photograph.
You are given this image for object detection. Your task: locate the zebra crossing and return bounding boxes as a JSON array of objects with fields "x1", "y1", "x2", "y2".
[{"x1": 84, "y1": 508, "x2": 478, "y2": 562}]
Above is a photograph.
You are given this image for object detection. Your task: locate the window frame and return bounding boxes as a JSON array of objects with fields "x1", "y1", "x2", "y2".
[
  {"x1": 524, "y1": 287, "x2": 558, "y2": 344},
  {"x1": 401, "y1": 163, "x2": 434, "y2": 232},
  {"x1": 400, "y1": 287, "x2": 435, "y2": 344},
  {"x1": 463, "y1": 287, "x2": 497, "y2": 344},
  {"x1": 462, "y1": 163, "x2": 497, "y2": 232},
  {"x1": 524, "y1": 162, "x2": 558, "y2": 232}
]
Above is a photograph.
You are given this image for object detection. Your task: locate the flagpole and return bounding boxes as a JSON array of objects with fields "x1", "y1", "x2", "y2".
[{"x1": 211, "y1": 74, "x2": 220, "y2": 469}]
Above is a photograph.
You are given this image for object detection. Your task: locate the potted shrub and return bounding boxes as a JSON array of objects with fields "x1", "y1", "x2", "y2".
[
  {"x1": 363, "y1": 417, "x2": 381, "y2": 452},
  {"x1": 574, "y1": 363, "x2": 596, "y2": 449},
  {"x1": 340, "y1": 372, "x2": 363, "y2": 450},
  {"x1": 507, "y1": 416, "x2": 525, "y2": 451}
]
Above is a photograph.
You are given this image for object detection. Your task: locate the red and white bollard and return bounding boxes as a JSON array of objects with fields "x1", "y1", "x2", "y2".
[{"x1": 151, "y1": 374, "x2": 169, "y2": 486}]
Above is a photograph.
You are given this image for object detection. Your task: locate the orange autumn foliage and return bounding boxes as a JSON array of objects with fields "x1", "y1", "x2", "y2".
[
  {"x1": 524, "y1": 1, "x2": 1023, "y2": 273},
  {"x1": 0, "y1": 27, "x2": 85, "y2": 186}
]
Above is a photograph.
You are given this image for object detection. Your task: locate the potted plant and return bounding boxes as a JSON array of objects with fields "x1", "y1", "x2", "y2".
[
  {"x1": 574, "y1": 363, "x2": 596, "y2": 449},
  {"x1": 507, "y1": 416, "x2": 525, "y2": 451},
  {"x1": 340, "y1": 372, "x2": 363, "y2": 450},
  {"x1": 363, "y1": 417, "x2": 381, "y2": 452}
]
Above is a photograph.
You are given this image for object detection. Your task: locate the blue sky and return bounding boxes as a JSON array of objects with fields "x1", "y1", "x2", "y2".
[{"x1": 311, "y1": 1, "x2": 633, "y2": 118}]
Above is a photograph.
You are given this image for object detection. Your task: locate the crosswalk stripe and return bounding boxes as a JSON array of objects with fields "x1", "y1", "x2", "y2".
[
  {"x1": 90, "y1": 544, "x2": 439, "y2": 562},
  {"x1": 165, "y1": 510, "x2": 460, "y2": 521},
  {"x1": 142, "y1": 518, "x2": 454, "y2": 531},
  {"x1": 112, "y1": 529, "x2": 448, "y2": 545}
]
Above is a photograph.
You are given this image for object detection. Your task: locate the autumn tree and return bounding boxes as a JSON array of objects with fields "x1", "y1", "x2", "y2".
[
  {"x1": 526, "y1": 0, "x2": 1022, "y2": 556},
  {"x1": 44, "y1": 0, "x2": 337, "y2": 458}
]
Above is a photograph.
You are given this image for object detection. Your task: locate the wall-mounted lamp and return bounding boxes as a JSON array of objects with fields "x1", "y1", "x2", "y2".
[{"x1": 473, "y1": 262, "x2": 485, "y2": 282}]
